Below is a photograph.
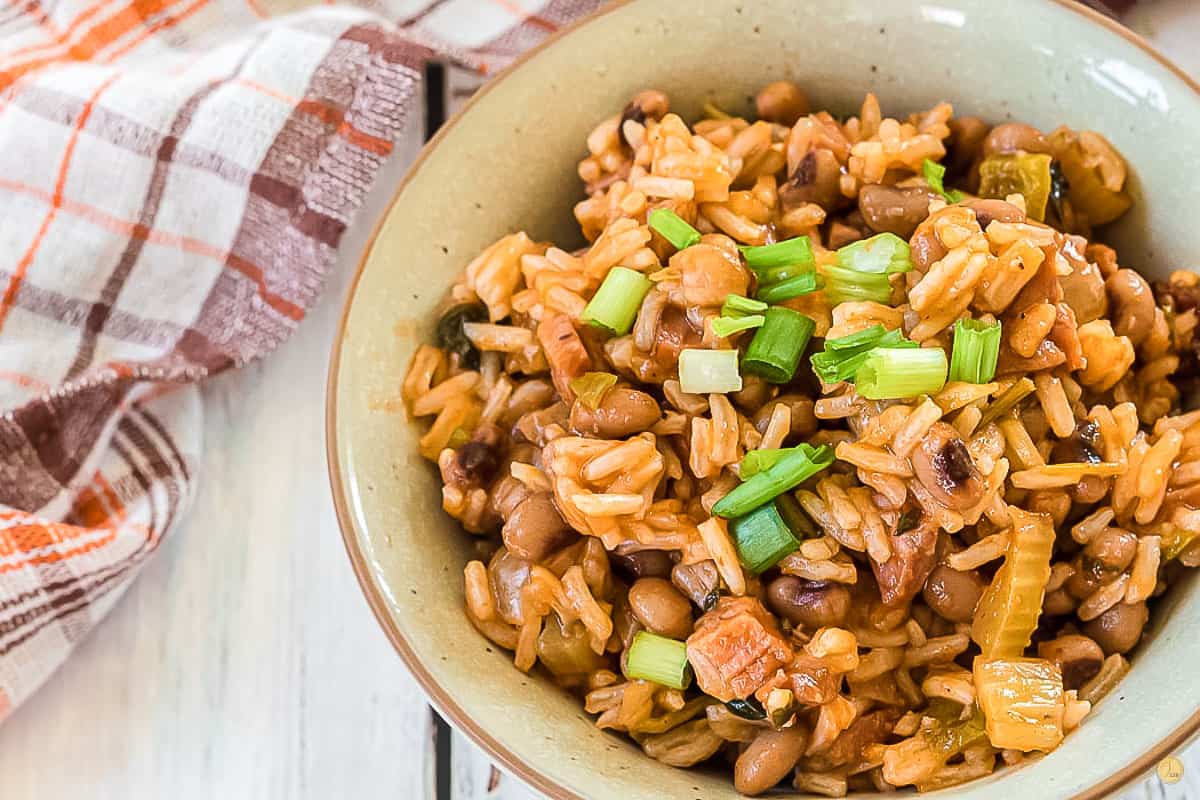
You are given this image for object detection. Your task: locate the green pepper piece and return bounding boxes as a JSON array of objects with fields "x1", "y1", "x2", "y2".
[{"x1": 978, "y1": 153, "x2": 1054, "y2": 222}]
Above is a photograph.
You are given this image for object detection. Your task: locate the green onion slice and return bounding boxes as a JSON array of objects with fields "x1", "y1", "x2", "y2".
[
  {"x1": 825, "y1": 323, "x2": 889, "y2": 351},
  {"x1": 569, "y1": 372, "x2": 618, "y2": 409},
  {"x1": 711, "y1": 314, "x2": 765, "y2": 339},
  {"x1": 649, "y1": 208, "x2": 702, "y2": 250},
  {"x1": 722, "y1": 294, "x2": 768, "y2": 318},
  {"x1": 810, "y1": 326, "x2": 916, "y2": 385},
  {"x1": 625, "y1": 631, "x2": 692, "y2": 689},
  {"x1": 712, "y1": 444, "x2": 834, "y2": 518},
  {"x1": 835, "y1": 232, "x2": 913, "y2": 275},
  {"x1": 581, "y1": 266, "x2": 652, "y2": 336},
  {"x1": 948, "y1": 318, "x2": 1002, "y2": 384},
  {"x1": 756, "y1": 272, "x2": 821, "y2": 304},
  {"x1": 856, "y1": 346, "x2": 948, "y2": 400},
  {"x1": 740, "y1": 444, "x2": 820, "y2": 479},
  {"x1": 821, "y1": 262, "x2": 895, "y2": 305},
  {"x1": 977, "y1": 377, "x2": 1036, "y2": 427},
  {"x1": 775, "y1": 491, "x2": 817, "y2": 538},
  {"x1": 725, "y1": 697, "x2": 767, "y2": 720},
  {"x1": 447, "y1": 427, "x2": 470, "y2": 449},
  {"x1": 923, "y1": 158, "x2": 965, "y2": 203},
  {"x1": 730, "y1": 501, "x2": 800, "y2": 573},
  {"x1": 742, "y1": 307, "x2": 816, "y2": 384},
  {"x1": 740, "y1": 236, "x2": 815, "y2": 274},
  {"x1": 679, "y1": 348, "x2": 742, "y2": 394}
]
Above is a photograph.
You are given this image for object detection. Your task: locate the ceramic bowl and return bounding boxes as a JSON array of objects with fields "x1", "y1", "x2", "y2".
[{"x1": 327, "y1": 1, "x2": 1200, "y2": 797}]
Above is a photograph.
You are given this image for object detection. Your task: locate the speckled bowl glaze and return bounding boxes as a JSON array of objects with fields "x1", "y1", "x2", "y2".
[{"x1": 327, "y1": 2, "x2": 1200, "y2": 797}]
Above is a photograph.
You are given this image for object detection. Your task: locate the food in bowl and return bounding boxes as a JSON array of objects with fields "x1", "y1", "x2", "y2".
[{"x1": 401, "y1": 81, "x2": 1200, "y2": 795}]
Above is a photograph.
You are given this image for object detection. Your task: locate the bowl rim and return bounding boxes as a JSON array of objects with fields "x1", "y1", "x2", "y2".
[{"x1": 326, "y1": 2, "x2": 1200, "y2": 797}]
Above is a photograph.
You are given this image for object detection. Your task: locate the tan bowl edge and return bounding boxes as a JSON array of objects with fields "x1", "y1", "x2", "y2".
[{"x1": 326, "y1": 2, "x2": 1200, "y2": 798}]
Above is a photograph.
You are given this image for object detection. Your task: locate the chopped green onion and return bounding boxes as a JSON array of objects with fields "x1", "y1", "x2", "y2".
[
  {"x1": 581, "y1": 266, "x2": 652, "y2": 336},
  {"x1": 742, "y1": 307, "x2": 816, "y2": 383},
  {"x1": 740, "y1": 444, "x2": 820, "y2": 479},
  {"x1": 648, "y1": 208, "x2": 702, "y2": 250},
  {"x1": 810, "y1": 326, "x2": 916, "y2": 385},
  {"x1": 978, "y1": 377, "x2": 1036, "y2": 427},
  {"x1": 856, "y1": 347, "x2": 948, "y2": 400},
  {"x1": 836, "y1": 232, "x2": 913, "y2": 275},
  {"x1": 725, "y1": 697, "x2": 767, "y2": 720},
  {"x1": 740, "y1": 449, "x2": 788, "y2": 479},
  {"x1": 722, "y1": 294, "x2": 768, "y2": 318},
  {"x1": 712, "y1": 444, "x2": 834, "y2": 518},
  {"x1": 447, "y1": 427, "x2": 470, "y2": 449},
  {"x1": 740, "y1": 236, "x2": 815, "y2": 274},
  {"x1": 821, "y1": 262, "x2": 895, "y2": 305},
  {"x1": 679, "y1": 348, "x2": 742, "y2": 394},
  {"x1": 730, "y1": 502, "x2": 800, "y2": 573},
  {"x1": 775, "y1": 492, "x2": 817, "y2": 538},
  {"x1": 625, "y1": 631, "x2": 692, "y2": 689},
  {"x1": 825, "y1": 323, "x2": 889, "y2": 351},
  {"x1": 923, "y1": 158, "x2": 965, "y2": 204},
  {"x1": 711, "y1": 314, "x2": 765, "y2": 338},
  {"x1": 756, "y1": 272, "x2": 821, "y2": 304},
  {"x1": 949, "y1": 318, "x2": 1003, "y2": 384},
  {"x1": 569, "y1": 372, "x2": 618, "y2": 409}
]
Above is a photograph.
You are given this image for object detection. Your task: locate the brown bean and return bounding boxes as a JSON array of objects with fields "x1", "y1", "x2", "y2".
[
  {"x1": 1051, "y1": 419, "x2": 1103, "y2": 465},
  {"x1": 827, "y1": 219, "x2": 867, "y2": 249},
  {"x1": 620, "y1": 89, "x2": 669, "y2": 130},
  {"x1": 1065, "y1": 557, "x2": 1109, "y2": 600},
  {"x1": 752, "y1": 394, "x2": 817, "y2": 440},
  {"x1": 445, "y1": 424, "x2": 505, "y2": 489},
  {"x1": 982, "y1": 122, "x2": 1052, "y2": 156},
  {"x1": 922, "y1": 564, "x2": 986, "y2": 623},
  {"x1": 765, "y1": 576, "x2": 851, "y2": 630},
  {"x1": 611, "y1": 550, "x2": 674, "y2": 581},
  {"x1": 909, "y1": 217, "x2": 948, "y2": 271},
  {"x1": 1043, "y1": 588, "x2": 1078, "y2": 616},
  {"x1": 1083, "y1": 601, "x2": 1148, "y2": 655},
  {"x1": 672, "y1": 560, "x2": 720, "y2": 609},
  {"x1": 732, "y1": 374, "x2": 774, "y2": 412},
  {"x1": 909, "y1": 423, "x2": 985, "y2": 511},
  {"x1": 488, "y1": 548, "x2": 533, "y2": 626},
  {"x1": 857, "y1": 185, "x2": 939, "y2": 238},
  {"x1": 569, "y1": 387, "x2": 661, "y2": 438},
  {"x1": 502, "y1": 493, "x2": 575, "y2": 562},
  {"x1": 779, "y1": 148, "x2": 843, "y2": 211},
  {"x1": 628, "y1": 577, "x2": 694, "y2": 639},
  {"x1": 734, "y1": 725, "x2": 809, "y2": 796},
  {"x1": 1059, "y1": 251, "x2": 1109, "y2": 324},
  {"x1": 755, "y1": 80, "x2": 809, "y2": 126},
  {"x1": 490, "y1": 474, "x2": 532, "y2": 520},
  {"x1": 1105, "y1": 269, "x2": 1156, "y2": 346},
  {"x1": 612, "y1": 590, "x2": 643, "y2": 650},
  {"x1": 1037, "y1": 634, "x2": 1105, "y2": 689},
  {"x1": 1084, "y1": 528, "x2": 1138, "y2": 571},
  {"x1": 959, "y1": 198, "x2": 1025, "y2": 230}
]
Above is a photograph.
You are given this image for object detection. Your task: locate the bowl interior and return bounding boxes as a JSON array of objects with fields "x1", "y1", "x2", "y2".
[{"x1": 329, "y1": 1, "x2": 1200, "y2": 798}]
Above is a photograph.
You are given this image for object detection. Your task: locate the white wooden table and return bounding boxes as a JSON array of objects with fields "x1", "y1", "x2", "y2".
[{"x1": 0, "y1": 3, "x2": 1197, "y2": 798}]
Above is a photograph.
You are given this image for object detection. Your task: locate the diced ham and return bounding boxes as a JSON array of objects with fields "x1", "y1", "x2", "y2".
[
  {"x1": 787, "y1": 654, "x2": 840, "y2": 706},
  {"x1": 686, "y1": 596, "x2": 794, "y2": 702},
  {"x1": 871, "y1": 518, "x2": 938, "y2": 608},
  {"x1": 1049, "y1": 302, "x2": 1084, "y2": 371},
  {"x1": 805, "y1": 709, "x2": 903, "y2": 771},
  {"x1": 536, "y1": 313, "x2": 592, "y2": 401}
]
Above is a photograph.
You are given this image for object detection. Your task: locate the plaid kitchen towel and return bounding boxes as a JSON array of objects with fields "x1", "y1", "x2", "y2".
[{"x1": 0, "y1": 0, "x2": 602, "y2": 724}]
